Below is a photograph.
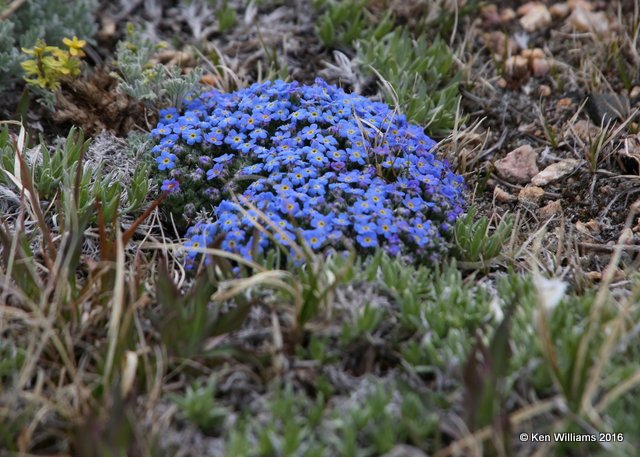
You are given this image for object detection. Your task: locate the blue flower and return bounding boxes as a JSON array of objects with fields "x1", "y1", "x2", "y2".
[
  {"x1": 206, "y1": 164, "x2": 224, "y2": 180},
  {"x1": 205, "y1": 130, "x2": 224, "y2": 145},
  {"x1": 354, "y1": 219, "x2": 376, "y2": 235},
  {"x1": 310, "y1": 213, "x2": 333, "y2": 230},
  {"x1": 347, "y1": 148, "x2": 366, "y2": 165},
  {"x1": 354, "y1": 199, "x2": 376, "y2": 213},
  {"x1": 214, "y1": 153, "x2": 234, "y2": 163},
  {"x1": 151, "y1": 125, "x2": 173, "y2": 137},
  {"x1": 250, "y1": 128, "x2": 268, "y2": 140},
  {"x1": 280, "y1": 199, "x2": 301, "y2": 216},
  {"x1": 376, "y1": 220, "x2": 396, "y2": 236},
  {"x1": 184, "y1": 235, "x2": 207, "y2": 258},
  {"x1": 156, "y1": 151, "x2": 177, "y2": 170},
  {"x1": 403, "y1": 197, "x2": 423, "y2": 212},
  {"x1": 224, "y1": 130, "x2": 246, "y2": 149},
  {"x1": 159, "y1": 107, "x2": 178, "y2": 124},
  {"x1": 183, "y1": 129, "x2": 202, "y2": 145},
  {"x1": 302, "y1": 229, "x2": 325, "y2": 249},
  {"x1": 356, "y1": 232, "x2": 377, "y2": 248},
  {"x1": 161, "y1": 178, "x2": 181, "y2": 193},
  {"x1": 290, "y1": 109, "x2": 308, "y2": 122}
]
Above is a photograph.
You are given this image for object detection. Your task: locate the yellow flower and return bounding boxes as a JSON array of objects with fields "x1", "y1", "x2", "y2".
[
  {"x1": 20, "y1": 59, "x2": 40, "y2": 77},
  {"x1": 63, "y1": 36, "x2": 86, "y2": 56}
]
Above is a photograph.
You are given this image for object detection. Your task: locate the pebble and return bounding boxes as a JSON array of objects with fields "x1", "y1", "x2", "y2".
[
  {"x1": 585, "y1": 219, "x2": 601, "y2": 234},
  {"x1": 555, "y1": 97, "x2": 574, "y2": 110},
  {"x1": 518, "y1": 186, "x2": 545, "y2": 205},
  {"x1": 521, "y1": 48, "x2": 545, "y2": 59},
  {"x1": 567, "y1": 7, "x2": 610, "y2": 36},
  {"x1": 96, "y1": 17, "x2": 118, "y2": 43},
  {"x1": 505, "y1": 55, "x2": 530, "y2": 79},
  {"x1": 200, "y1": 73, "x2": 219, "y2": 86},
  {"x1": 549, "y1": 2, "x2": 570, "y2": 17},
  {"x1": 494, "y1": 186, "x2": 516, "y2": 203},
  {"x1": 569, "y1": 119, "x2": 599, "y2": 142},
  {"x1": 531, "y1": 158, "x2": 580, "y2": 186},
  {"x1": 501, "y1": 8, "x2": 517, "y2": 22},
  {"x1": 576, "y1": 219, "x2": 600, "y2": 237},
  {"x1": 481, "y1": 4, "x2": 502, "y2": 26},
  {"x1": 520, "y1": 3, "x2": 552, "y2": 32},
  {"x1": 531, "y1": 57, "x2": 550, "y2": 76},
  {"x1": 538, "y1": 84, "x2": 552, "y2": 96},
  {"x1": 568, "y1": 0, "x2": 594, "y2": 11},
  {"x1": 484, "y1": 31, "x2": 518, "y2": 58},
  {"x1": 585, "y1": 271, "x2": 602, "y2": 281},
  {"x1": 517, "y1": 2, "x2": 537, "y2": 15},
  {"x1": 539, "y1": 200, "x2": 562, "y2": 218},
  {"x1": 494, "y1": 144, "x2": 540, "y2": 184}
]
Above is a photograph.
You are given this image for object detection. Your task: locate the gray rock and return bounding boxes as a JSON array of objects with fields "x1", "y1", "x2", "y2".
[{"x1": 585, "y1": 94, "x2": 630, "y2": 125}]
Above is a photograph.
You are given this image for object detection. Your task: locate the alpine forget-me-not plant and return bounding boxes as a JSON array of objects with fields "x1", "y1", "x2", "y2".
[{"x1": 149, "y1": 78, "x2": 465, "y2": 268}]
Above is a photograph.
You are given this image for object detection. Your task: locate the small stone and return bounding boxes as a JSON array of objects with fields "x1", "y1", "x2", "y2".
[
  {"x1": 585, "y1": 218, "x2": 601, "y2": 234},
  {"x1": 200, "y1": 73, "x2": 219, "y2": 86},
  {"x1": 538, "y1": 84, "x2": 552, "y2": 96},
  {"x1": 97, "y1": 17, "x2": 117, "y2": 41},
  {"x1": 570, "y1": 119, "x2": 599, "y2": 142},
  {"x1": 520, "y1": 3, "x2": 552, "y2": 32},
  {"x1": 576, "y1": 220, "x2": 599, "y2": 237},
  {"x1": 505, "y1": 55, "x2": 530, "y2": 79},
  {"x1": 531, "y1": 158, "x2": 580, "y2": 185},
  {"x1": 556, "y1": 97, "x2": 574, "y2": 110},
  {"x1": 501, "y1": 8, "x2": 517, "y2": 22},
  {"x1": 152, "y1": 49, "x2": 194, "y2": 66},
  {"x1": 494, "y1": 186, "x2": 516, "y2": 203},
  {"x1": 567, "y1": 7, "x2": 610, "y2": 36},
  {"x1": 531, "y1": 57, "x2": 550, "y2": 76},
  {"x1": 497, "y1": 77, "x2": 508, "y2": 88},
  {"x1": 518, "y1": 186, "x2": 545, "y2": 205},
  {"x1": 567, "y1": 0, "x2": 594, "y2": 11},
  {"x1": 630, "y1": 86, "x2": 640, "y2": 99},
  {"x1": 585, "y1": 271, "x2": 602, "y2": 281},
  {"x1": 531, "y1": 48, "x2": 545, "y2": 59},
  {"x1": 518, "y1": 122, "x2": 537, "y2": 134},
  {"x1": 481, "y1": 4, "x2": 502, "y2": 25},
  {"x1": 550, "y1": 2, "x2": 570, "y2": 17},
  {"x1": 539, "y1": 200, "x2": 562, "y2": 218},
  {"x1": 483, "y1": 31, "x2": 518, "y2": 58},
  {"x1": 517, "y1": 2, "x2": 536, "y2": 15},
  {"x1": 495, "y1": 145, "x2": 539, "y2": 184}
]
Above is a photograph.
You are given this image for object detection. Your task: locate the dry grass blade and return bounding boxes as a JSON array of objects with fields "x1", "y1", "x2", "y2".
[
  {"x1": 144, "y1": 242, "x2": 267, "y2": 272},
  {"x1": 230, "y1": 194, "x2": 307, "y2": 262},
  {"x1": 0, "y1": 0, "x2": 28, "y2": 21},
  {"x1": 212, "y1": 269, "x2": 303, "y2": 319},
  {"x1": 104, "y1": 225, "x2": 126, "y2": 385},
  {"x1": 433, "y1": 397, "x2": 561, "y2": 457},
  {"x1": 579, "y1": 202, "x2": 640, "y2": 418}
]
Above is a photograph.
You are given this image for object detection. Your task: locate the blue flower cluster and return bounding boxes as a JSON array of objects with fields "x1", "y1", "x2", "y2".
[{"x1": 149, "y1": 78, "x2": 465, "y2": 268}]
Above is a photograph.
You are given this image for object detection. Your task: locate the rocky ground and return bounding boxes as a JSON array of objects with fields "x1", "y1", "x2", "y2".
[{"x1": 1, "y1": 0, "x2": 640, "y2": 455}]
